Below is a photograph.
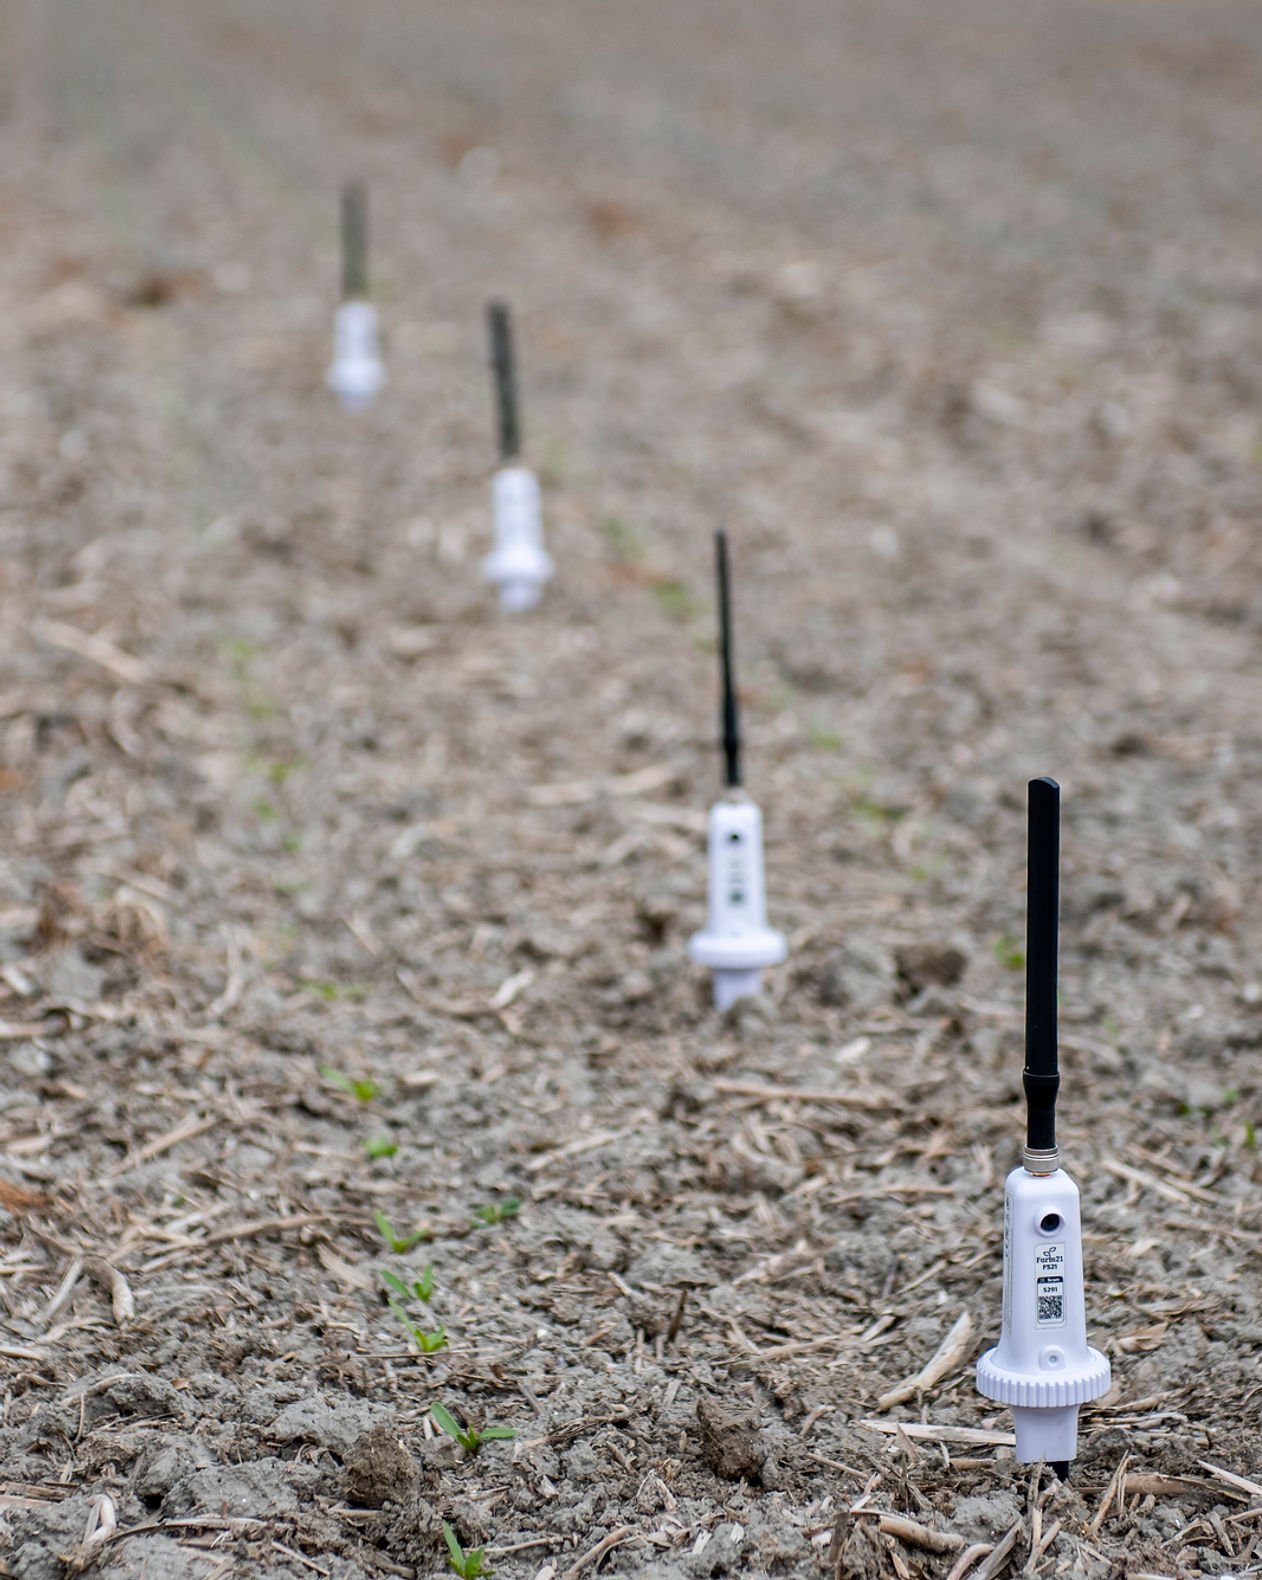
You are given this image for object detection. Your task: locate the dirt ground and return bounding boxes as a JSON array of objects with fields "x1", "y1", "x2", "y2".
[{"x1": 2, "y1": 1, "x2": 1262, "y2": 1575}]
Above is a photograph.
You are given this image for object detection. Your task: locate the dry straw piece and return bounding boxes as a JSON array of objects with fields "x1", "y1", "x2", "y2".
[{"x1": 875, "y1": 1311, "x2": 973, "y2": 1410}]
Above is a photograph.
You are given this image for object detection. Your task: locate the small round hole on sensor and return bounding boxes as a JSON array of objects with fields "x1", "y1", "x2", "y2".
[{"x1": 1039, "y1": 1212, "x2": 1063, "y2": 1235}]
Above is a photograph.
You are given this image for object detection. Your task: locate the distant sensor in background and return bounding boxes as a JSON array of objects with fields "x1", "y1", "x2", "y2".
[
  {"x1": 481, "y1": 301, "x2": 553, "y2": 611},
  {"x1": 688, "y1": 530, "x2": 786, "y2": 1010},
  {"x1": 326, "y1": 181, "x2": 385, "y2": 413}
]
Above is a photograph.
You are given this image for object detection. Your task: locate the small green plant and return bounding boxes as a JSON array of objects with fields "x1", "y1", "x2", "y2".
[
  {"x1": 473, "y1": 1197, "x2": 521, "y2": 1227},
  {"x1": 600, "y1": 513, "x2": 646, "y2": 564},
  {"x1": 852, "y1": 792, "x2": 906, "y2": 829},
  {"x1": 383, "y1": 1255, "x2": 445, "y2": 1353},
  {"x1": 650, "y1": 578, "x2": 699, "y2": 620},
  {"x1": 321, "y1": 1066, "x2": 379, "y2": 1102},
  {"x1": 389, "y1": 1300, "x2": 448, "y2": 1354},
  {"x1": 1178, "y1": 1087, "x2": 1238, "y2": 1120},
  {"x1": 306, "y1": 981, "x2": 369, "y2": 1002},
  {"x1": 219, "y1": 634, "x2": 262, "y2": 674},
  {"x1": 383, "y1": 1266, "x2": 434, "y2": 1304},
  {"x1": 809, "y1": 723, "x2": 843, "y2": 752},
  {"x1": 364, "y1": 1136, "x2": 398, "y2": 1159},
  {"x1": 431, "y1": 1401, "x2": 515, "y2": 1454},
  {"x1": 992, "y1": 934, "x2": 1025, "y2": 971},
  {"x1": 219, "y1": 635, "x2": 276, "y2": 719},
  {"x1": 373, "y1": 1210, "x2": 428, "y2": 1254},
  {"x1": 443, "y1": 1523, "x2": 489, "y2": 1578}
]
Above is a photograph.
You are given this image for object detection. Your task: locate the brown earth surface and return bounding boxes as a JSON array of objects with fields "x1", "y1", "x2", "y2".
[{"x1": 2, "y1": 1, "x2": 1262, "y2": 1576}]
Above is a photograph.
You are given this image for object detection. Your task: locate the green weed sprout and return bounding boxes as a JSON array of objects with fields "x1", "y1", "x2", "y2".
[
  {"x1": 382, "y1": 1266, "x2": 435, "y2": 1305},
  {"x1": 390, "y1": 1303, "x2": 447, "y2": 1354},
  {"x1": 431, "y1": 1401, "x2": 515, "y2": 1455},
  {"x1": 363, "y1": 1136, "x2": 398, "y2": 1159},
  {"x1": 650, "y1": 578, "x2": 699, "y2": 621},
  {"x1": 321, "y1": 1066, "x2": 378, "y2": 1103},
  {"x1": 305, "y1": 980, "x2": 369, "y2": 1002},
  {"x1": 373, "y1": 1209, "x2": 428, "y2": 1254},
  {"x1": 443, "y1": 1523, "x2": 490, "y2": 1578},
  {"x1": 472, "y1": 1196, "x2": 521, "y2": 1227},
  {"x1": 600, "y1": 513, "x2": 646, "y2": 564},
  {"x1": 809, "y1": 723, "x2": 843, "y2": 752},
  {"x1": 383, "y1": 1268, "x2": 446, "y2": 1353}
]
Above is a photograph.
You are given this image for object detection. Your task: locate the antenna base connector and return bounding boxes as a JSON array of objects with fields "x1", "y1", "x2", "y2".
[{"x1": 1022, "y1": 1144, "x2": 1061, "y2": 1176}]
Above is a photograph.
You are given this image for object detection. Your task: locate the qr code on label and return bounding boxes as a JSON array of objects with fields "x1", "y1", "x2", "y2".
[{"x1": 1037, "y1": 1294, "x2": 1063, "y2": 1324}]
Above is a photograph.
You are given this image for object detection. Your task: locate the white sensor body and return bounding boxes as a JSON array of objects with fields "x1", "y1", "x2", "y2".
[
  {"x1": 483, "y1": 464, "x2": 553, "y2": 612},
  {"x1": 976, "y1": 1166, "x2": 1110, "y2": 1464},
  {"x1": 688, "y1": 794, "x2": 787, "y2": 1010},
  {"x1": 326, "y1": 300, "x2": 385, "y2": 412}
]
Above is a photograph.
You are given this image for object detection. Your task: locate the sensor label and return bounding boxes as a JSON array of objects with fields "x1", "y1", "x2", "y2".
[{"x1": 1034, "y1": 1242, "x2": 1066, "y2": 1327}]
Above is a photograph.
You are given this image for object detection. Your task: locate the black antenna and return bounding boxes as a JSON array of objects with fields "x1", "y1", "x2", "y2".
[
  {"x1": 715, "y1": 530, "x2": 742, "y2": 789},
  {"x1": 487, "y1": 301, "x2": 521, "y2": 462},
  {"x1": 341, "y1": 181, "x2": 368, "y2": 300},
  {"x1": 1023, "y1": 776, "x2": 1060, "y2": 1155}
]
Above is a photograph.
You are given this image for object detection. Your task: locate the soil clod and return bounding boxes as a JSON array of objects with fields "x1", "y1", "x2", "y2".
[
  {"x1": 894, "y1": 942, "x2": 968, "y2": 996},
  {"x1": 344, "y1": 1423, "x2": 422, "y2": 1507},
  {"x1": 695, "y1": 1394, "x2": 765, "y2": 1482}
]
